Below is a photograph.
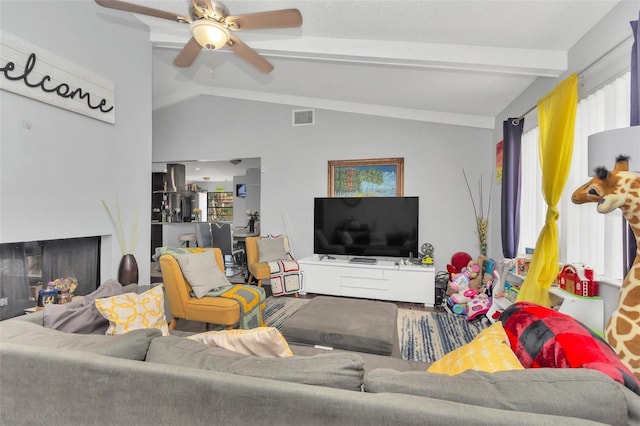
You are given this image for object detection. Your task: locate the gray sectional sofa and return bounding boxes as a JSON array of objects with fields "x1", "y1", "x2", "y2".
[{"x1": 2, "y1": 308, "x2": 640, "y2": 425}]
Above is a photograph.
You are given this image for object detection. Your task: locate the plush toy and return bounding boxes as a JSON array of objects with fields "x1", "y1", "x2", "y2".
[
  {"x1": 571, "y1": 155, "x2": 640, "y2": 381},
  {"x1": 468, "y1": 256, "x2": 486, "y2": 290},
  {"x1": 446, "y1": 251, "x2": 472, "y2": 280},
  {"x1": 448, "y1": 257, "x2": 484, "y2": 294}
]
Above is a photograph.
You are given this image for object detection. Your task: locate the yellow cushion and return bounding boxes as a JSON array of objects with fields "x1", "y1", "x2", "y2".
[
  {"x1": 188, "y1": 326, "x2": 293, "y2": 358},
  {"x1": 427, "y1": 322, "x2": 523, "y2": 375},
  {"x1": 95, "y1": 286, "x2": 169, "y2": 336}
]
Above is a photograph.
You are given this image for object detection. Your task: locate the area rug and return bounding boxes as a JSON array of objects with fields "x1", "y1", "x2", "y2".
[
  {"x1": 398, "y1": 309, "x2": 490, "y2": 363},
  {"x1": 263, "y1": 296, "x2": 309, "y2": 330}
]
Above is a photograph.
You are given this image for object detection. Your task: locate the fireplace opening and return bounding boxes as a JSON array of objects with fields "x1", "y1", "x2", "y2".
[{"x1": 0, "y1": 236, "x2": 100, "y2": 319}]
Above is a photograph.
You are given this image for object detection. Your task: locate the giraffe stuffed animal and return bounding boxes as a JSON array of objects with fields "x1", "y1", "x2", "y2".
[{"x1": 571, "y1": 155, "x2": 640, "y2": 380}]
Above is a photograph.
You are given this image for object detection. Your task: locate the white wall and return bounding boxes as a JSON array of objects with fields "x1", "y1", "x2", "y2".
[
  {"x1": 153, "y1": 96, "x2": 494, "y2": 271},
  {"x1": 0, "y1": 1, "x2": 153, "y2": 285}
]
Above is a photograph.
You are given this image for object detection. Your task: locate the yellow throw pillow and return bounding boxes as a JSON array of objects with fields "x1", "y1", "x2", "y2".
[
  {"x1": 188, "y1": 326, "x2": 293, "y2": 358},
  {"x1": 95, "y1": 285, "x2": 169, "y2": 336},
  {"x1": 427, "y1": 322, "x2": 523, "y2": 375}
]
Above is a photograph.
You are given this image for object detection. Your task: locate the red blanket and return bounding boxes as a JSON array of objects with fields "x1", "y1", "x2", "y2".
[{"x1": 501, "y1": 301, "x2": 640, "y2": 395}]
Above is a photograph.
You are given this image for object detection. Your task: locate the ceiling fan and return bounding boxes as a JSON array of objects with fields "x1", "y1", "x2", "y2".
[{"x1": 95, "y1": 0, "x2": 302, "y2": 73}]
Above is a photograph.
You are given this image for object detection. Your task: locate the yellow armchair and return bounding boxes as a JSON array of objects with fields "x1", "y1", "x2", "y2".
[
  {"x1": 245, "y1": 236, "x2": 299, "y2": 297},
  {"x1": 245, "y1": 236, "x2": 270, "y2": 287},
  {"x1": 159, "y1": 248, "x2": 240, "y2": 330}
]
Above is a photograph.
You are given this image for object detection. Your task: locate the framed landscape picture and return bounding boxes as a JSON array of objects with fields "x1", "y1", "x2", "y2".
[{"x1": 328, "y1": 158, "x2": 404, "y2": 197}]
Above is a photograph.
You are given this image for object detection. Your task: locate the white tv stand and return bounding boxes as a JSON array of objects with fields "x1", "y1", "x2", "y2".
[{"x1": 298, "y1": 256, "x2": 435, "y2": 307}]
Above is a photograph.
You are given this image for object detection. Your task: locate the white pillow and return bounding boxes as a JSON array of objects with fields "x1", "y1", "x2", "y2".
[
  {"x1": 257, "y1": 237, "x2": 289, "y2": 262},
  {"x1": 175, "y1": 251, "x2": 229, "y2": 298},
  {"x1": 188, "y1": 327, "x2": 293, "y2": 358}
]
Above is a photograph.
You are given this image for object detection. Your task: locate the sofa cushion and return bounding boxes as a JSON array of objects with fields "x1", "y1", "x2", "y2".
[
  {"x1": 501, "y1": 301, "x2": 640, "y2": 395},
  {"x1": 363, "y1": 367, "x2": 629, "y2": 425},
  {"x1": 175, "y1": 251, "x2": 229, "y2": 297},
  {"x1": 290, "y1": 344, "x2": 430, "y2": 373},
  {"x1": 146, "y1": 335, "x2": 364, "y2": 391},
  {"x1": 427, "y1": 322, "x2": 523, "y2": 375},
  {"x1": 43, "y1": 279, "x2": 124, "y2": 334},
  {"x1": 95, "y1": 285, "x2": 169, "y2": 336},
  {"x1": 188, "y1": 327, "x2": 293, "y2": 358},
  {"x1": 0, "y1": 320, "x2": 159, "y2": 360}
]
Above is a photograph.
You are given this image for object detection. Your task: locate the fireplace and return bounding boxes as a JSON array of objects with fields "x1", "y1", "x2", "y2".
[{"x1": 0, "y1": 237, "x2": 100, "y2": 319}]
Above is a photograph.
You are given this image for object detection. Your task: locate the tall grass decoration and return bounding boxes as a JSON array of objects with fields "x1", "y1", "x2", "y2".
[
  {"x1": 102, "y1": 197, "x2": 139, "y2": 255},
  {"x1": 463, "y1": 170, "x2": 492, "y2": 256}
]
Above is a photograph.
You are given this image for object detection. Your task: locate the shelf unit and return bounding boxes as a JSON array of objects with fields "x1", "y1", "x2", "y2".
[
  {"x1": 298, "y1": 256, "x2": 435, "y2": 306},
  {"x1": 549, "y1": 287, "x2": 604, "y2": 333},
  {"x1": 486, "y1": 271, "x2": 605, "y2": 334}
]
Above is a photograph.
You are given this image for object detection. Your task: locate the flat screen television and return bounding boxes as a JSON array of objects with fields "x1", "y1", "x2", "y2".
[{"x1": 314, "y1": 197, "x2": 419, "y2": 258}]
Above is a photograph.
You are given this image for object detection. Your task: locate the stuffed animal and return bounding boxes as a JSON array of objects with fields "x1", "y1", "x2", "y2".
[
  {"x1": 468, "y1": 256, "x2": 486, "y2": 290},
  {"x1": 571, "y1": 155, "x2": 640, "y2": 381},
  {"x1": 446, "y1": 251, "x2": 472, "y2": 280}
]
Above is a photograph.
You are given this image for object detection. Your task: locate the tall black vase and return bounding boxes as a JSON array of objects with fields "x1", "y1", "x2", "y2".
[
  {"x1": 249, "y1": 219, "x2": 255, "y2": 233},
  {"x1": 118, "y1": 254, "x2": 139, "y2": 285}
]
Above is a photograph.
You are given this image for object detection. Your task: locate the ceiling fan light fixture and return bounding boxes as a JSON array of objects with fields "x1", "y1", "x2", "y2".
[{"x1": 190, "y1": 20, "x2": 230, "y2": 50}]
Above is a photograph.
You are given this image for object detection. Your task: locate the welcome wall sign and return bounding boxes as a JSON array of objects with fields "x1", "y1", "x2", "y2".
[{"x1": 0, "y1": 31, "x2": 115, "y2": 124}]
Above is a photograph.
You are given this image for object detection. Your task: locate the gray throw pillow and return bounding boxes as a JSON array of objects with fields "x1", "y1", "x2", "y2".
[
  {"x1": 257, "y1": 238, "x2": 289, "y2": 262},
  {"x1": 43, "y1": 279, "x2": 124, "y2": 334},
  {"x1": 175, "y1": 251, "x2": 229, "y2": 298}
]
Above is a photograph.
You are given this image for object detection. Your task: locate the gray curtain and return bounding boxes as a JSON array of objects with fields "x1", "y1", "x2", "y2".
[
  {"x1": 0, "y1": 244, "x2": 31, "y2": 320},
  {"x1": 501, "y1": 118, "x2": 524, "y2": 258},
  {"x1": 624, "y1": 12, "x2": 639, "y2": 276},
  {"x1": 41, "y1": 237, "x2": 100, "y2": 296}
]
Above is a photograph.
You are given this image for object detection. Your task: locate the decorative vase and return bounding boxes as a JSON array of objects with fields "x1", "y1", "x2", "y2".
[
  {"x1": 118, "y1": 254, "x2": 139, "y2": 285},
  {"x1": 249, "y1": 218, "x2": 255, "y2": 233}
]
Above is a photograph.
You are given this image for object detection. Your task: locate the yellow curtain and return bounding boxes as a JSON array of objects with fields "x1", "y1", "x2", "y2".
[{"x1": 516, "y1": 73, "x2": 578, "y2": 306}]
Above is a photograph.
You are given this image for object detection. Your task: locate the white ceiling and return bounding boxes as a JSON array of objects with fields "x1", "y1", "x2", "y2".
[{"x1": 97, "y1": 0, "x2": 623, "y2": 129}]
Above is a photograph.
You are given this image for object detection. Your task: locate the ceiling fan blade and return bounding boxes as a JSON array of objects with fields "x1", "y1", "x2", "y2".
[
  {"x1": 173, "y1": 37, "x2": 202, "y2": 67},
  {"x1": 227, "y1": 35, "x2": 273, "y2": 73},
  {"x1": 95, "y1": 0, "x2": 190, "y2": 23},
  {"x1": 225, "y1": 9, "x2": 302, "y2": 31}
]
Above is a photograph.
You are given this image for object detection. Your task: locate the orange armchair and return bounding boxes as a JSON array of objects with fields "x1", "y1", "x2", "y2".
[{"x1": 159, "y1": 248, "x2": 240, "y2": 330}]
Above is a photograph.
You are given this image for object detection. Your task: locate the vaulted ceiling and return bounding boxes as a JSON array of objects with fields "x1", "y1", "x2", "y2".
[{"x1": 97, "y1": 1, "x2": 623, "y2": 129}]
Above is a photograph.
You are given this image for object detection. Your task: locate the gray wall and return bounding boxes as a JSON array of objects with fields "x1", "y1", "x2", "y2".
[
  {"x1": 0, "y1": 1, "x2": 153, "y2": 285},
  {"x1": 154, "y1": 96, "x2": 495, "y2": 270}
]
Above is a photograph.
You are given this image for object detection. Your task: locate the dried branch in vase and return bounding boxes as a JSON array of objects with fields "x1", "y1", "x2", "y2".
[{"x1": 463, "y1": 169, "x2": 492, "y2": 255}]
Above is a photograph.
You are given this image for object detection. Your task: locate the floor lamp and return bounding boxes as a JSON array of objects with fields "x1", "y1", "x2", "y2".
[{"x1": 588, "y1": 126, "x2": 640, "y2": 276}]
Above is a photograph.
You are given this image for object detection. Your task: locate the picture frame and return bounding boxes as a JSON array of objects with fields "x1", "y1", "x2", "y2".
[{"x1": 328, "y1": 158, "x2": 404, "y2": 197}]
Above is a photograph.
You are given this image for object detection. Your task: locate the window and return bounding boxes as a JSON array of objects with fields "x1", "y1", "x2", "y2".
[
  {"x1": 519, "y1": 72, "x2": 630, "y2": 280},
  {"x1": 208, "y1": 192, "x2": 234, "y2": 222}
]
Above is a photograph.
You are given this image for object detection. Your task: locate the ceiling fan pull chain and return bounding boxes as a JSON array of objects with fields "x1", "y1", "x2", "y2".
[{"x1": 209, "y1": 48, "x2": 215, "y2": 78}]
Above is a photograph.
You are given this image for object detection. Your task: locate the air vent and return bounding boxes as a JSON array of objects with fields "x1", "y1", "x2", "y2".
[{"x1": 292, "y1": 109, "x2": 314, "y2": 126}]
